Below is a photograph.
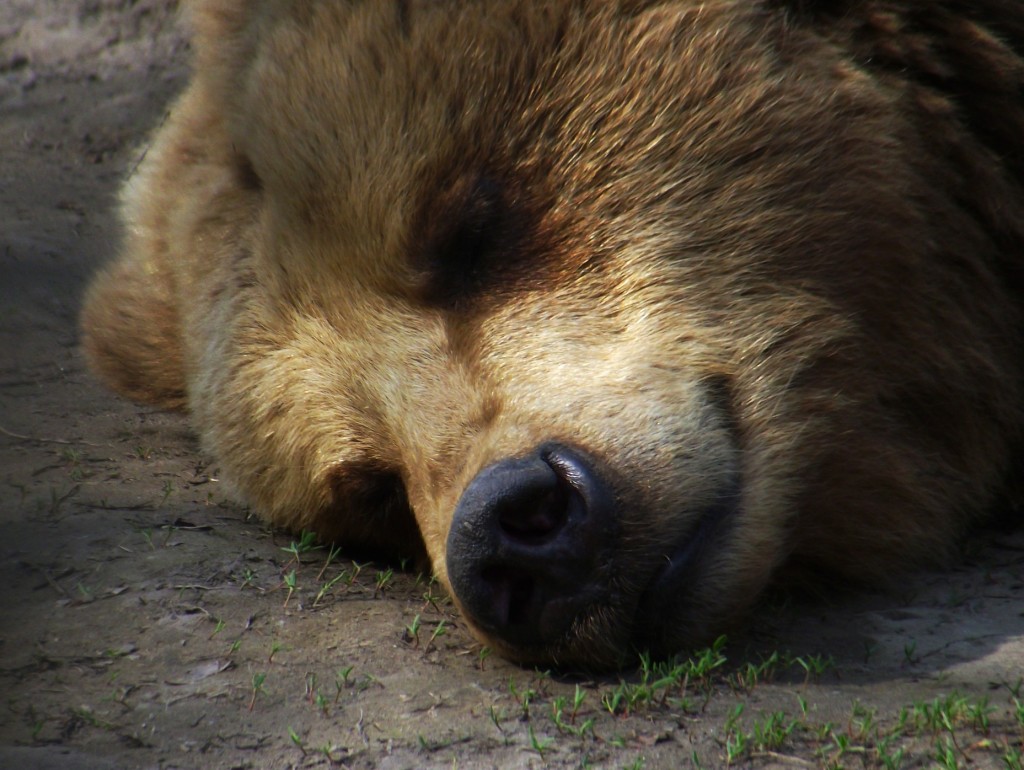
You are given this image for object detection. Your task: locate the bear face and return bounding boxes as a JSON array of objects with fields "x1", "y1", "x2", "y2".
[{"x1": 81, "y1": 0, "x2": 1024, "y2": 668}]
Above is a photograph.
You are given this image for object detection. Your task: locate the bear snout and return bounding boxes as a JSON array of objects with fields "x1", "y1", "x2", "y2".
[{"x1": 445, "y1": 444, "x2": 618, "y2": 653}]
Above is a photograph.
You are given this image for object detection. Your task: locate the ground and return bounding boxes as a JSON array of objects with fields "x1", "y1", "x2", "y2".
[{"x1": 1, "y1": 2, "x2": 1023, "y2": 769}]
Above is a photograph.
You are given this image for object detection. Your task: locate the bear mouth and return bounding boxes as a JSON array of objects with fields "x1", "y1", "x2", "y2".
[{"x1": 632, "y1": 476, "x2": 742, "y2": 652}]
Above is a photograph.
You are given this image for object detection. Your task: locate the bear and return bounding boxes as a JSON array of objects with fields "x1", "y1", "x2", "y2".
[{"x1": 81, "y1": 0, "x2": 1024, "y2": 669}]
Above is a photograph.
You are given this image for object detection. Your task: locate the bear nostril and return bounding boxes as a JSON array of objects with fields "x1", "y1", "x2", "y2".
[
  {"x1": 480, "y1": 565, "x2": 535, "y2": 626},
  {"x1": 496, "y1": 485, "x2": 569, "y2": 541}
]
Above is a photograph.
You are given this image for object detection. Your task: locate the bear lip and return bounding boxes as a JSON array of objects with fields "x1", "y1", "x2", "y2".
[{"x1": 634, "y1": 477, "x2": 741, "y2": 639}]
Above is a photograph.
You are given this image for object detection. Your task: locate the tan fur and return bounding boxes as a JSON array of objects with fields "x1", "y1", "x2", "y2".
[{"x1": 82, "y1": 0, "x2": 1024, "y2": 667}]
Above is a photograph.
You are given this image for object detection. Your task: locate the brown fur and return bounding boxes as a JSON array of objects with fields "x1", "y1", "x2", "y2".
[{"x1": 81, "y1": 0, "x2": 1024, "y2": 667}]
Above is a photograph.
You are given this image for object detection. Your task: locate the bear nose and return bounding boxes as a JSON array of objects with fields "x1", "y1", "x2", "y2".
[{"x1": 445, "y1": 444, "x2": 616, "y2": 651}]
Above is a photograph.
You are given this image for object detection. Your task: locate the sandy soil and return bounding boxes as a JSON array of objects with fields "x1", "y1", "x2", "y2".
[{"x1": 1, "y1": 3, "x2": 1022, "y2": 769}]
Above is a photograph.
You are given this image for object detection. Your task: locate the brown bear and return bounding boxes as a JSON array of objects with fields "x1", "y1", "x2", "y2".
[{"x1": 81, "y1": 0, "x2": 1024, "y2": 668}]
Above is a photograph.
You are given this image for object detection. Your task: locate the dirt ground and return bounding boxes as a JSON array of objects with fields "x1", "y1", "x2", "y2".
[{"x1": 1, "y1": 2, "x2": 1022, "y2": 769}]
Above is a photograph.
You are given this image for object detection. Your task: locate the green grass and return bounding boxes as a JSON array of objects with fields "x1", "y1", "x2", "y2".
[
  {"x1": 280, "y1": 530, "x2": 320, "y2": 562},
  {"x1": 166, "y1": 538, "x2": 1024, "y2": 769},
  {"x1": 248, "y1": 672, "x2": 266, "y2": 712}
]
